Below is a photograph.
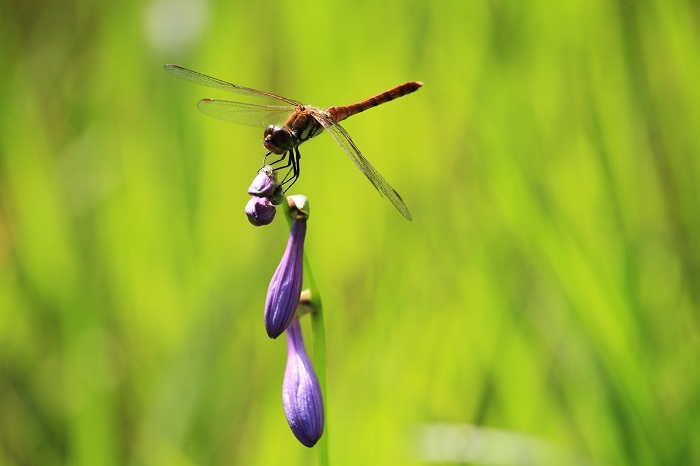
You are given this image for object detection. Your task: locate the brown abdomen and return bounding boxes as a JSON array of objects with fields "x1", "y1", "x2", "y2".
[{"x1": 327, "y1": 81, "x2": 423, "y2": 123}]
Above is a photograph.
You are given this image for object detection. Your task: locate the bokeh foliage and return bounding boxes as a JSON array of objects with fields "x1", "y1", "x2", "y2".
[{"x1": 1, "y1": 0, "x2": 699, "y2": 465}]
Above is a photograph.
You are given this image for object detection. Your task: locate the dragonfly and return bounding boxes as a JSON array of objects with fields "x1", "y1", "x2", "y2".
[{"x1": 164, "y1": 64, "x2": 422, "y2": 220}]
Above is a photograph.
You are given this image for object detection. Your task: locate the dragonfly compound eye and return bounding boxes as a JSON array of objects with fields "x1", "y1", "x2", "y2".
[{"x1": 264, "y1": 126, "x2": 294, "y2": 154}]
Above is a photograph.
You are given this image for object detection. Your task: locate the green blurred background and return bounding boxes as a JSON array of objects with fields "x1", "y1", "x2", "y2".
[{"x1": 1, "y1": 0, "x2": 699, "y2": 465}]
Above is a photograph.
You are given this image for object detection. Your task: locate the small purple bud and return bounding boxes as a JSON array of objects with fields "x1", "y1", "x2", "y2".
[
  {"x1": 283, "y1": 317, "x2": 324, "y2": 447},
  {"x1": 264, "y1": 216, "x2": 306, "y2": 338},
  {"x1": 248, "y1": 167, "x2": 278, "y2": 197},
  {"x1": 245, "y1": 197, "x2": 276, "y2": 226}
]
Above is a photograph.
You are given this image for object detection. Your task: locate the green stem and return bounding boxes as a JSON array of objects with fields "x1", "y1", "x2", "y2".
[{"x1": 303, "y1": 251, "x2": 329, "y2": 466}]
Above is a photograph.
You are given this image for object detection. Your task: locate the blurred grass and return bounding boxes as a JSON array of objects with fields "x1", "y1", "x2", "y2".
[{"x1": 1, "y1": 0, "x2": 699, "y2": 465}]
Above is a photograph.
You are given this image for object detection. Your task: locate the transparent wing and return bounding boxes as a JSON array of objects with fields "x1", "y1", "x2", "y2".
[
  {"x1": 197, "y1": 99, "x2": 294, "y2": 128},
  {"x1": 164, "y1": 64, "x2": 303, "y2": 106},
  {"x1": 315, "y1": 114, "x2": 412, "y2": 220}
]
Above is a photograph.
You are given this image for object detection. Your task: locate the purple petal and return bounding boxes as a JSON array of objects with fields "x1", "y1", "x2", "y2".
[
  {"x1": 264, "y1": 217, "x2": 306, "y2": 338},
  {"x1": 283, "y1": 317, "x2": 324, "y2": 447}
]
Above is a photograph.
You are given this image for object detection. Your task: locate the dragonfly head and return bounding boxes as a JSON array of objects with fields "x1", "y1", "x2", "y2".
[{"x1": 264, "y1": 125, "x2": 294, "y2": 154}]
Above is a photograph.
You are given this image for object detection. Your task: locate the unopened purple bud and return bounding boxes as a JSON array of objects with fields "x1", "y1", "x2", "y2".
[
  {"x1": 283, "y1": 317, "x2": 324, "y2": 447},
  {"x1": 248, "y1": 168, "x2": 278, "y2": 197},
  {"x1": 264, "y1": 216, "x2": 306, "y2": 338},
  {"x1": 245, "y1": 197, "x2": 276, "y2": 226}
]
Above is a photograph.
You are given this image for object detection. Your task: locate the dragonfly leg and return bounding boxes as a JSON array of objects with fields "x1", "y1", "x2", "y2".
[
  {"x1": 266, "y1": 151, "x2": 288, "y2": 167},
  {"x1": 270, "y1": 151, "x2": 293, "y2": 182},
  {"x1": 281, "y1": 147, "x2": 301, "y2": 193},
  {"x1": 259, "y1": 151, "x2": 274, "y2": 170}
]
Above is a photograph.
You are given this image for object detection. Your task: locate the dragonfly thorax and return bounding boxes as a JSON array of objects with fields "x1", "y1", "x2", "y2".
[{"x1": 263, "y1": 125, "x2": 295, "y2": 154}]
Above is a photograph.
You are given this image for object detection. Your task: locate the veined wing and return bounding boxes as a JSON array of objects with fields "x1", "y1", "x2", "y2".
[
  {"x1": 197, "y1": 99, "x2": 294, "y2": 128},
  {"x1": 164, "y1": 64, "x2": 303, "y2": 106},
  {"x1": 315, "y1": 114, "x2": 412, "y2": 221}
]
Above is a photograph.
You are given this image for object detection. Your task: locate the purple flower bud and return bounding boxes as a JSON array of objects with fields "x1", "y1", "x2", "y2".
[
  {"x1": 245, "y1": 197, "x2": 276, "y2": 226},
  {"x1": 283, "y1": 317, "x2": 324, "y2": 447},
  {"x1": 264, "y1": 216, "x2": 306, "y2": 337},
  {"x1": 248, "y1": 166, "x2": 278, "y2": 197}
]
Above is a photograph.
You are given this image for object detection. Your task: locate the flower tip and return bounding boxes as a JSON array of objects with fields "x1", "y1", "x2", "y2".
[
  {"x1": 264, "y1": 287, "x2": 297, "y2": 338},
  {"x1": 245, "y1": 197, "x2": 276, "y2": 226},
  {"x1": 265, "y1": 324, "x2": 284, "y2": 339}
]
